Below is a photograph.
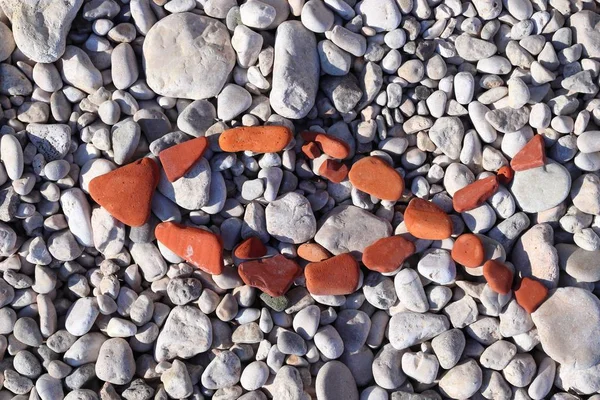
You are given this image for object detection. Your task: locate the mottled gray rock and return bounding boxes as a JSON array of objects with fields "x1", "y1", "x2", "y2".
[
  {"x1": 95, "y1": 338, "x2": 135, "y2": 385},
  {"x1": 316, "y1": 361, "x2": 359, "y2": 400},
  {"x1": 532, "y1": 287, "x2": 600, "y2": 369},
  {"x1": 511, "y1": 223, "x2": 559, "y2": 288},
  {"x1": 58, "y1": 46, "x2": 103, "y2": 94},
  {"x1": 155, "y1": 305, "x2": 212, "y2": 362},
  {"x1": 389, "y1": 312, "x2": 450, "y2": 350},
  {"x1": 26, "y1": 124, "x2": 71, "y2": 161},
  {"x1": 570, "y1": 11, "x2": 600, "y2": 58},
  {"x1": 266, "y1": 192, "x2": 316, "y2": 244},
  {"x1": 157, "y1": 158, "x2": 211, "y2": 210},
  {"x1": 143, "y1": 13, "x2": 235, "y2": 99},
  {"x1": 315, "y1": 205, "x2": 392, "y2": 258},
  {"x1": 1, "y1": 0, "x2": 83, "y2": 62},
  {"x1": 201, "y1": 350, "x2": 241, "y2": 389},
  {"x1": 270, "y1": 21, "x2": 319, "y2": 119}
]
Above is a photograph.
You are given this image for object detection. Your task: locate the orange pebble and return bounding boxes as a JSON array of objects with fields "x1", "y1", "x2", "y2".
[
  {"x1": 483, "y1": 260, "x2": 513, "y2": 295},
  {"x1": 515, "y1": 277, "x2": 548, "y2": 313},
  {"x1": 301, "y1": 142, "x2": 321, "y2": 159},
  {"x1": 497, "y1": 165, "x2": 514, "y2": 185},
  {"x1": 362, "y1": 236, "x2": 415, "y2": 274},
  {"x1": 89, "y1": 158, "x2": 159, "y2": 227},
  {"x1": 219, "y1": 126, "x2": 292, "y2": 153},
  {"x1": 301, "y1": 131, "x2": 350, "y2": 159},
  {"x1": 297, "y1": 243, "x2": 331, "y2": 262},
  {"x1": 404, "y1": 198, "x2": 453, "y2": 240},
  {"x1": 158, "y1": 137, "x2": 208, "y2": 182},
  {"x1": 318, "y1": 159, "x2": 348, "y2": 183},
  {"x1": 239, "y1": 254, "x2": 301, "y2": 297},
  {"x1": 305, "y1": 253, "x2": 360, "y2": 295},
  {"x1": 452, "y1": 176, "x2": 499, "y2": 213},
  {"x1": 348, "y1": 156, "x2": 404, "y2": 201},
  {"x1": 451, "y1": 234, "x2": 485, "y2": 268},
  {"x1": 510, "y1": 135, "x2": 546, "y2": 171},
  {"x1": 234, "y1": 237, "x2": 267, "y2": 260},
  {"x1": 155, "y1": 222, "x2": 224, "y2": 275}
]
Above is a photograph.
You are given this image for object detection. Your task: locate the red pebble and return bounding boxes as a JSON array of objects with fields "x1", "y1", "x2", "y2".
[
  {"x1": 305, "y1": 253, "x2": 360, "y2": 295},
  {"x1": 301, "y1": 142, "x2": 321, "y2": 159},
  {"x1": 404, "y1": 198, "x2": 453, "y2": 240},
  {"x1": 234, "y1": 237, "x2": 267, "y2": 260},
  {"x1": 451, "y1": 234, "x2": 485, "y2": 268},
  {"x1": 158, "y1": 137, "x2": 208, "y2": 182},
  {"x1": 510, "y1": 135, "x2": 546, "y2": 171},
  {"x1": 483, "y1": 260, "x2": 513, "y2": 295},
  {"x1": 239, "y1": 254, "x2": 301, "y2": 297},
  {"x1": 318, "y1": 159, "x2": 348, "y2": 183},
  {"x1": 348, "y1": 156, "x2": 404, "y2": 201},
  {"x1": 453, "y1": 176, "x2": 499, "y2": 213},
  {"x1": 301, "y1": 131, "x2": 350, "y2": 159},
  {"x1": 497, "y1": 165, "x2": 514, "y2": 185},
  {"x1": 515, "y1": 277, "x2": 549, "y2": 313},
  {"x1": 155, "y1": 222, "x2": 224, "y2": 275},
  {"x1": 88, "y1": 157, "x2": 159, "y2": 227},
  {"x1": 362, "y1": 236, "x2": 415, "y2": 274}
]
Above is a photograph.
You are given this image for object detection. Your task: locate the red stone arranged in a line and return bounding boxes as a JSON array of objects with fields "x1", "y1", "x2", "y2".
[
  {"x1": 305, "y1": 253, "x2": 360, "y2": 296},
  {"x1": 362, "y1": 236, "x2": 415, "y2": 274},
  {"x1": 515, "y1": 277, "x2": 549, "y2": 313},
  {"x1": 483, "y1": 260, "x2": 513, "y2": 295},
  {"x1": 510, "y1": 135, "x2": 546, "y2": 171},
  {"x1": 158, "y1": 136, "x2": 208, "y2": 182},
  {"x1": 301, "y1": 131, "x2": 351, "y2": 159},
  {"x1": 219, "y1": 126, "x2": 293, "y2": 153},
  {"x1": 348, "y1": 156, "x2": 404, "y2": 201},
  {"x1": 451, "y1": 234, "x2": 485, "y2": 268},
  {"x1": 452, "y1": 175, "x2": 499, "y2": 213},
  {"x1": 155, "y1": 221, "x2": 224, "y2": 275},
  {"x1": 404, "y1": 198, "x2": 453, "y2": 240},
  {"x1": 88, "y1": 157, "x2": 159, "y2": 227},
  {"x1": 238, "y1": 254, "x2": 302, "y2": 297}
]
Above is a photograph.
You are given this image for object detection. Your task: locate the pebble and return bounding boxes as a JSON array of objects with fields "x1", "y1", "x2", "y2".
[
  {"x1": 451, "y1": 234, "x2": 485, "y2": 268},
  {"x1": 404, "y1": 198, "x2": 453, "y2": 240},
  {"x1": 316, "y1": 361, "x2": 359, "y2": 400},
  {"x1": 89, "y1": 158, "x2": 159, "y2": 227},
  {"x1": 388, "y1": 312, "x2": 450, "y2": 350},
  {"x1": 315, "y1": 205, "x2": 392, "y2": 257},
  {"x1": 159, "y1": 137, "x2": 208, "y2": 182},
  {"x1": 270, "y1": 21, "x2": 319, "y2": 119},
  {"x1": 571, "y1": 173, "x2": 600, "y2": 215},
  {"x1": 453, "y1": 176, "x2": 499, "y2": 213},
  {"x1": 219, "y1": 126, "x2": 292, "y2": 153},
  {"x1": 239, "y1": 254, "x2": 301, "y2": 297},
  {"x1": 154, "y1": 305, "x2": 212, "y2": 362},
  {"x1": 143, "y1": 13, "x2": 235, "y2": 99},
  {"x1": 362, "y1": 236, "x2": 415, "y2": 274},
  {"x1": 201, "y1": 351, "x2": 241, "y2": 389},
  {"x1": 305, "y1": 253, "x2": 360, "y2": 295},
  {"x1": 266, "y1": 192, "x2": 316, "y2": 244},
  {"x1": 511, "y1": 163, "x2": 571, "y2": 213},
  {"x1": 348, "y1": 156, "x2": 404, "y2": 201}
]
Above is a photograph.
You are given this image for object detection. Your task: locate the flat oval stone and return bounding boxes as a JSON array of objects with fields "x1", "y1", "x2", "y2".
[
  {"x1": 556, "y1": 243, "x2": 600, "y2": 282},
  {"x1": 451, "y1": 234, "x2": 485, "y2": 268},
  {"x1": 316, "y1": 361, "x2": 359, "y2": 400},
  {"x1": 155, "y1": 222, "x2": 224, "y2": 275},
  {"x1": 404, "y1": 198, "x2": 453, "y2": 240},
  {"x1": 219, "y1": 126, "x2": 292, "y2": 153},
  {"x1": 143, "y1": 13, "x2": 235, "y2": 99},
  {"x1": 455, "y1": 34, "x2": 498, "y2": 61},
  {"x1": 239, "y1": 254, "x2": 301, "y2": 297},
  {"x1": 483, "y1": 260, "x2": 513, "y2": 294},
  {"x1": 511, "y1": 162, "x2": 571, "y2": 213},
  {"x1": 532, "y1": 287, "x2": 600, "y2": 369},
  {"x1": 388, "y1": 312, "x2": 450, "y2": 350},
  {"x1": 348, "y1": 156, "x2": 404, "y2": 201},
  {"x1": 270, "y1": 20, "x2": 320, "y2": 119},
  {"x1": 362, "y1": 235, "x2": 415, "y2": 274}
]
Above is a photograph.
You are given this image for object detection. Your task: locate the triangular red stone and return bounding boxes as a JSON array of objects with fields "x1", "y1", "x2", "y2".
[
  {"x1": 158, "y1": 137, "x2": 208, "y2": 182},
  {"x1": 510, "y1": 135, "x2": 546, "y2": 171},
  {"x1": 89, "y1": 158, "x2": 159, "y2": 227}
]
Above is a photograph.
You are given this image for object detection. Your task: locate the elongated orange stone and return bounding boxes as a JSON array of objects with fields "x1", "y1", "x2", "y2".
[
  {"x1": 155, "y1": 221, "x2": 224, "y2": 275},
  {"x1": 348, "y1": 156, "x2": 404, "y2": 201},
  {"x1": 219, "y1": 126, "x2": 292, "y2": 153}
]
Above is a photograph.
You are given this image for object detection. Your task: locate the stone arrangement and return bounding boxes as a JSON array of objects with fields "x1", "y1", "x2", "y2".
[{"x1": 1, "y1": 0, "x2": 600, "y2": 399}]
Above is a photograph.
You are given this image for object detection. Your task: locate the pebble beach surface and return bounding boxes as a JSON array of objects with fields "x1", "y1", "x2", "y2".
[{"x1": 0, "y1": 0, "x2": 600, "y2": 399}]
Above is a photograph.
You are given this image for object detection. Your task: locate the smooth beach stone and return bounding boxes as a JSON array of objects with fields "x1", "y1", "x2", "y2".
[
  {"x1": 270, "y1": 20, "x2": 319, "y2": 119},
  {"x1": 511, "y1": 163, "x2": 571, "y2": 213},
  {"x1": 143, "y1": 13, "x2": 235, "y2": 99},
  {"x1": 532, "y1": 287, "x2": 600, "y2": 369}
]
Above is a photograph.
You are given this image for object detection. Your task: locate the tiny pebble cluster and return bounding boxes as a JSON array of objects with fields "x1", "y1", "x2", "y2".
[{"x1": 1, "y1": 0, "x2": 600, "y2": 399}]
